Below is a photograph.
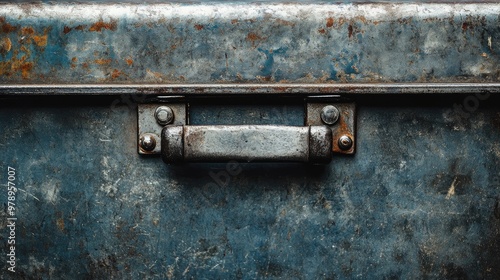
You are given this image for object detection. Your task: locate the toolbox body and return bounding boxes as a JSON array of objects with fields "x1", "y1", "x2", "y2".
[{"x1": 0, "y1": 1, "x2": 499, "y2": 279}]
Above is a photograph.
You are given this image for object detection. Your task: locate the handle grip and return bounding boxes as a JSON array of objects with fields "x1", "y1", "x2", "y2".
[{"x1": 162, "y1": 125, "x2": 332, "y2": 164}]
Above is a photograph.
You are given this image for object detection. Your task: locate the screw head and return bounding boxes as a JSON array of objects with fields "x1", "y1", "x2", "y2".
[
  {"x1": 338, "y1": 135, "x2": 353, "y2": 150},
  {"x1": 155, "y1": 106, "x2": 174, "y2": 126},
  {"x1": 320, "y1": 105, "x2": 340, "y2": 125},
  {"x1": 139, "y1": 134, "x2": 156, "y2": 151}
]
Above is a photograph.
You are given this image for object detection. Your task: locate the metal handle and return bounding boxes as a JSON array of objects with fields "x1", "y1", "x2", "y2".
[{"x1": 162, "y1": 125, "x2": 332, "y2": 164}]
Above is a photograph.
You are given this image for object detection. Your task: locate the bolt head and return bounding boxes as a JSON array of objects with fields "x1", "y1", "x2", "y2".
[
  {"x1": 320, "y1": 105, "x2": 340, "y2": 125},
  {"x1": 155, "y1": 106, "x2": 174, "y2": 126},
  {"x1": 139, "y1": 134, "x2": 156, "y2": 151},
  {"x1": 338, "y1": 135, "x2": 353, "y2": 150}
]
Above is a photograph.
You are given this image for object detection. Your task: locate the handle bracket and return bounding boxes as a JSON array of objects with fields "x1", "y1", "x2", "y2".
[{"x1": 138, "y1": 97, "x2": 356, "y2": 164}]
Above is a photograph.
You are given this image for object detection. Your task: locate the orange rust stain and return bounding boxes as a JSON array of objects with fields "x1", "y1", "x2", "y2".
[
  {"x1": 194, "y1": 24, "x2": 204, "y2": 30},
  {"x1": 56, "y1": 218, "x2": 65, "y2": 232},
  {"x1": 21, "y1": 27, "x2": 35, "y2": 35},
  {"x1": 231, "y1": 19, "x2": 238, "y2": 24},
  {"x1": 89, "y1": 21, "x2": 117, "y2": 32},
  {"x1": 32, "y1": 34, "x2": 48, "y2": 47},
  {"x1": 326, "y1": 17, "x2": 334, "y2": 28},
  {"x1": 71, "y1": 57, "x2": 78, "y2": 68},
  {"x1": 2, "y1": 23, "x2": 16, "y2": 33},
  {"x1": 20, "y1": 62, "x2": 33, "y2": 78},
  {"x1": 111, "y1": 69, "x2": 122, "y2": 79},
  {"x1": 0, "y1": 37, "x2": 11, "y2": 53},
  {"x1": 125, "y1": 58, "x2": 133, "y2": 66},
  {"x1": 247, "y1": 32, "x2": 261, "y2": 41},
  {"x1": 63, "y1": 26, "x2": 72, "y2": 34},
  {"x1": 94, "y1": 58, "x2": 112, "y2": 65},
  {"x1": 318, "y1": 28, "x2": 326, "y2": 34},
  {"x1": 75, "y1": 25, "x2": 85, "y2": 31},
  {"x1": 170, "y1": 44, "x2": 177, "y2": 50},
  {"x1": 0, "y1": 17, "x2": 17, "y2": 33},
  {"x1": 82, "y1": 62, "x2": 89, "y2": 68}
]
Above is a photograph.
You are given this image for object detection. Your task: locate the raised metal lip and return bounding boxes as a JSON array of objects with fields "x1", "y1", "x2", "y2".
[{"x1": 0, "y1": 83, "x2": 499, "y2": 95}]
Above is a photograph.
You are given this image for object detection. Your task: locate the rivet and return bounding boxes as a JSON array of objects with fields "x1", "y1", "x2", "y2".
[
  {"x1": 320, "y1": 105, "x2": 340, "y2": 125},
  {"x1": 155, "y1": 106, "x2": 174, "y2": 126},
  {"x1": 338, "y1": 135, "x2": 353, "y2": 150},
  {"x1": 139, "y1": 134, "x2": 156, "y2": 151}
]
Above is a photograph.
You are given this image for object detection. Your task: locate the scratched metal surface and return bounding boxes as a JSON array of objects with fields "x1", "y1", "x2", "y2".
[
  {"x1": 0, "y1": 96, "x2": 499, "y2": 279},
  {"x1": 1, "y1": 2, "x2": 500, "y2": 85}
]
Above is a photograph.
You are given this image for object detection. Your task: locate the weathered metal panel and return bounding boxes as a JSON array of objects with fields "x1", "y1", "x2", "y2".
[
  {"x1": 0, "y1": 96, "x2": 499, "y2": 278},
  {"x1": 1, "y1": 2, "x2": 500, "y2": 85}
]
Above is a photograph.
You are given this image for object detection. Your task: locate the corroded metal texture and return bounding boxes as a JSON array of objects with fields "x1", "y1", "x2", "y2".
[
  {"x1": 162, "y1": 125, "x2": 332, "y2": 163},
  {"x1": 306, "y1": 102, "x2": 356, "y2": 154},
  {"x1": 1, "y1": 2, "x2": 500, "y2": 84}
]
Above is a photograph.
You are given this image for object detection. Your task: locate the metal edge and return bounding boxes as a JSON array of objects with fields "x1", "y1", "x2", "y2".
[{"x1": 1, "y1": 83, "x2": 500, "y2": 96}]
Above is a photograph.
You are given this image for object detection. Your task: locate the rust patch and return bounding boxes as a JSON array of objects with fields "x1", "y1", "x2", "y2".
[
  {"x1": 125, "y1": 58, "x2": 133, "y2": 66},
  {"x1": 318, "y1": 28, "x2": 326, "y2": 34},
  {"x1": 1, "y1": 24, "x2": 16, "y2": 33},
  {"x1": 462, "y1": 22, "x2": 469, "y2": 31},
  {"x1": 111, "y1": 69, "x2": 122, "y2": 79},
  {"x1": 19, "y1": 62, "x2": 33, "y2": 78},
  {"x1": 94, "y1": 58, "x2": 112, "y2": 65},
  {"x1": 56, "y1": 218, "x2": 65, "y2": 232},
  {"x1": 326, "y1": 17, "x2": 334, "y2": 28},
  {"x1": 63, "y1": 26, "x2": 72, "y2": 34},
  {"x1": 348, "y1": 24, "x2": 353, "y2": 38},
  {"x1": 194, "y1": 24, "x2": 204, "y2": 30},
  {"x1": 21, "y1": 27, "x2": 35, "y2": 35},
  {"x1": 355, "y1": 16, "x2": 368, "y2": 24},
  {"x1": 0, "y1": 37, "x2": 11, "y2": 53},
  {"x1": 89, "y1": 21, "x2": 117, "y2": 32},
  {"x1": 275, "y1": 19, "x2": 295, "y2": 27},
  {"x1": 231, "y1": 19, "x2": 238, "y2": 24},
  {"x1": 71, "y1": 57, "x2": 77, "y2": 68},
  {"x1": 82, "y1": 62, "x2": 89, "y2": 69},
  {"x1": 75, "y1": 25, "x2": 85, "y2": 31},
  {"x1": 247, "y1": 32, "x2": 263, "y2": 47},
  {"x1": 247, "y1": 32, "x2": 261, "y2": 41},
  {"x1": 32, "y1": 34, "x2": 47, "y2": 47},
  {"x1": 0, "y1": 17, "x2": 17, "y2": 33}
]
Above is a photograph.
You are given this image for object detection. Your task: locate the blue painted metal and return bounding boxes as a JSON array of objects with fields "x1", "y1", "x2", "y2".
[
  {"x1": 0, "y1": 97, "x2": 499, "y2": 278},
  {"x1": 0, "y1": 2, "x2": 499, "y2": 84}
]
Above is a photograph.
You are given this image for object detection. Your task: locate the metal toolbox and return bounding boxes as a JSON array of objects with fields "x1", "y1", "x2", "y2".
[{"x1": 1, "y1": 1, "x2": 499, "y2": 278}]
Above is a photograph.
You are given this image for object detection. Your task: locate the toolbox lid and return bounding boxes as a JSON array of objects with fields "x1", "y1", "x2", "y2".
[{"x1": 0, "y1": 1, "x2": 499, "y2": 94}]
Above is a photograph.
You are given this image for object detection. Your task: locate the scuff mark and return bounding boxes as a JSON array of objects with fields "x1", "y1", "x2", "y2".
[{"x1": 446, "y1": 177, "x2": 458, "y2": 199}]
